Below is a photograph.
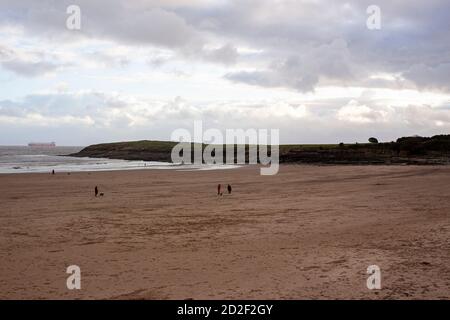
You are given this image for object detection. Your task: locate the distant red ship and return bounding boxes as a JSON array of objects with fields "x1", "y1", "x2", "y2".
[{"x1": 28, "y1": 142, "x2": 56, "y2": 147}]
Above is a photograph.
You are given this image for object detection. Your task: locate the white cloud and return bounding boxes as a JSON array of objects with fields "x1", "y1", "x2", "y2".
[
  {"x1": 337, "y1": 100, "x2": 391, "y2": 124},
  {"x1": 1, "y1": 90, "x2": 449, "y2": 145},
  {"x1": 0, "y1": 44, "x2": 64, "y2": 77}
]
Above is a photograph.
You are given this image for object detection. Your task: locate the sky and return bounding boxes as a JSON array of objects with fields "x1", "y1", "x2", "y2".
[{"x1": 0, "y1": 0, "x2": 449, "y2": 146}]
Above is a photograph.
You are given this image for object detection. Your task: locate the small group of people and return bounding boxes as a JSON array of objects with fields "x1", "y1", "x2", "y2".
[{"x1": 217, "y1": 184, "x2": 232, "y2": 196}]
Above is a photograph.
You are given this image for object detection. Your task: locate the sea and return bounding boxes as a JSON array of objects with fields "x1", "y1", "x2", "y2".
[{"x1": 0, "y1": 146, "x2": 238, "y2": 174}]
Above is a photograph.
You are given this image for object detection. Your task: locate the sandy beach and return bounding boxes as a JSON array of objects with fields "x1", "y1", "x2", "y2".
[{"x1": 0, "y1": 165, "x2": 449, "y2": 299}]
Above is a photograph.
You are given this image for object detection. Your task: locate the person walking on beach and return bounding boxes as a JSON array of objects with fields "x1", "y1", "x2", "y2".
[
  {"x1": 95, "y1": 186, "x2": 98, "y2": 197},
  {"x1": 217, "y1": 184, "x2": 222, "y2": 196},
  {"x1": 52, "y1": 169, "x2": 55, "y2": 175},
  {"x1": 227, "y1": 184, "x2": 232, "y2": 194}
]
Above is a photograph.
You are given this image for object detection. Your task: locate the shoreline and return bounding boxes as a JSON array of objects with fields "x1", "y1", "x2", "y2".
[
  {"x1": 1, "y1": 162, "x2": 449, "y2": 176},
  {"x1": 0, "y1": 162, "x2": 242, "y2": 175}
]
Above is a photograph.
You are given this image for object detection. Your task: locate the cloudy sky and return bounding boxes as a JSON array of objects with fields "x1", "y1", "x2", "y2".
[{"x1": 0, "y1": 0, "x2": 449, "y2": 145}]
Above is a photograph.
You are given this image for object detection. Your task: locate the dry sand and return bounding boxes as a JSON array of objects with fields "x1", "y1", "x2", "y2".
[{"x1": 0, "y1": 165, "x2": 449, "y2": 299}]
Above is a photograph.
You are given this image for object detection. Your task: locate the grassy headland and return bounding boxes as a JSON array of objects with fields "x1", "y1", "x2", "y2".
[{"x1": 70, "y1": 135, "x2": 450, "y2": 165}]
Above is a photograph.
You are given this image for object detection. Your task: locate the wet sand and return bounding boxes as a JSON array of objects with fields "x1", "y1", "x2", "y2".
[{"x1": 0, "y1": 165, "x2": 449, "y2": 299}]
